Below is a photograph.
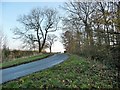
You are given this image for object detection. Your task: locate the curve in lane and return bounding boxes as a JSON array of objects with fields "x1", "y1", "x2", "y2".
[{"x1": 0, "y1": 54, "x2": 69, "y2": 84}]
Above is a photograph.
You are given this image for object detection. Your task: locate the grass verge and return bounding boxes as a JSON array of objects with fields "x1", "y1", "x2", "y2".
[
  {"x1": 0, "y1": 53, "x2": 52, "y2": 69},
  {"x1": 1, "y1": 54, "x2": 118, "y2": 89}
]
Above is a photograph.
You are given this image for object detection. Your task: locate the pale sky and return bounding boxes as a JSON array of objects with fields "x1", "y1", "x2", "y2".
[
  {"x1": 1, "y1": 0, "x2": 119, "y2": 53},
  {"x1": 1, "y1": 2, "x2": 66, "y2": 52}
]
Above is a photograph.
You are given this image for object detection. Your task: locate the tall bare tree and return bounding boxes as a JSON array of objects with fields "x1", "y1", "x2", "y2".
[
  {"x1": 62, "y1": 2, "x2": 97, "y2": 45},
  {"x1": 47, "y1": 34, "x2": 57, "y2": 53},
  {"x1": 13, "y1": 8, "x2": 59, "y2": 53},
  {"x1": 62, "y1": 1, "x2": 97, "y2": 56}
]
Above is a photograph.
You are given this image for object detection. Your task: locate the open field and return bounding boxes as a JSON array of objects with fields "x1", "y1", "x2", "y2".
[{"x1": 0, "y1": 53, "x2": 52, "y2": 69}]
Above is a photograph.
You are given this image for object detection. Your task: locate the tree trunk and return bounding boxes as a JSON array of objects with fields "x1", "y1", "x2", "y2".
[
  {"x1": 50, "y1": 46, "x2": 52, "y2": 53},
  {"x1": 39, "y1": 47, "x2": 42, "y2": 53},
  {"x1": 37, "y1": 29, "x2": 41, "y2": 53},
  {"x1": 41, "y1": 31, "x2": 48, "y2": 52}
]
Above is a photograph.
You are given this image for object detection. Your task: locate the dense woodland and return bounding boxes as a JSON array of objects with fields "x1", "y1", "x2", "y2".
[{"x1": 61, "y1": 1, "x2": 120, "y2": 87}]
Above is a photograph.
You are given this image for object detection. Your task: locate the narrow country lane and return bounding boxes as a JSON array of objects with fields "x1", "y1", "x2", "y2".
[{"x1": 0, "y1": 54, "x2": 69, "y2": 84}]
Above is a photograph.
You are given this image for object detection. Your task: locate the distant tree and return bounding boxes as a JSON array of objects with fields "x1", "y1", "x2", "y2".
[
  {"x1": 13, "y1": 8, "x2": 59, "y2": 53},
  {"x1": 0, "y1": 31, "x2": 10, "y2": 62},
  {"x1": 0, "y1": 30, "x2": 4, "y2": 62},
  {"x1": 1, "y1": 35, "x2": 10, "y2": 62},
  {"x1": 2, "y1": 44, "x2": 10, "y2": 61},
  {"x1": 47, "y1": 34, "x2": 57, "y2": 53}
]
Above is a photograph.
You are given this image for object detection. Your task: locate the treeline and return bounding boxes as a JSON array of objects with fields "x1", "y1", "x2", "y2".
[
  {"x1": 61, "y1": 1, "x2": 120, "y2": 87},
  {"x1": 2, "y1": 46, "x2": 40, "y2": 63}
]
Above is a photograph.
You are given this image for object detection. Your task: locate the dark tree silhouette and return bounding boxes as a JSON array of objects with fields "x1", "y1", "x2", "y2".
[
  {"x1": 13, "y1": 8, "x2": 59, "y2": 53},
  {"x1": 47, "y1": 34, "x2": 57, "y2": 53}
]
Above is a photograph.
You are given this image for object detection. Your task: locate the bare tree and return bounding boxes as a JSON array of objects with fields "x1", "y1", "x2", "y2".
[
  {"x1": 62, "y1": 1, "x2": 97, "y2": 56},
  {"x1": 0, "y1": 31, "x2": 3, "y2": 51},
  {"x1": 0, "y1": 31, "x2": 10, "y2": 63},
  {"x1": 62, "y1": 2, "x2": 97, "y2": 46},
  {"x1": 61, "y1": 1, "x2": 120, "y2": 87},
  {"x1": 47, "y1": 34, "x2": 57, "y2": 53},
  {"x1": 22, "y1": 34, "x2": 37, "y2": 51},
  {"x1": 0, "y1": 30, "x2": 4, "y2": 63},
  {"x1": 13, "y1": 8, "x2": 59, "y2": 53}
]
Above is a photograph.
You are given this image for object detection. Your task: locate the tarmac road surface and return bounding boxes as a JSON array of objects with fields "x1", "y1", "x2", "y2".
[{"x1": 0, "y1": 54, "x2": 69, "y2": 84}]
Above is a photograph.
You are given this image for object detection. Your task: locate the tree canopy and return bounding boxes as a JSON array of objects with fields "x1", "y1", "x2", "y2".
[{"x1": 13, "y1": 8, "x2": 59, "y2": 52}]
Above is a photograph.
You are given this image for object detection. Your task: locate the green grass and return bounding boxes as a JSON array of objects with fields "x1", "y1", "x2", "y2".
[
  {"x1": 1, "y1": 54, "x2": 117, "y2": 89},
  {"x1": 0, "y1": 53, "x2": 51, "y2": 69}
]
